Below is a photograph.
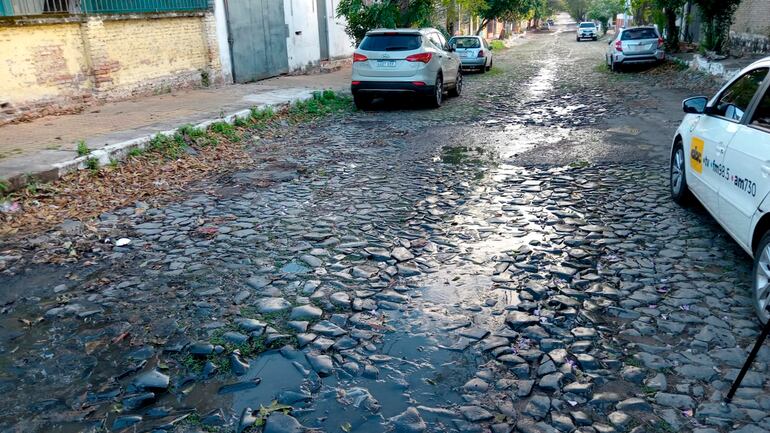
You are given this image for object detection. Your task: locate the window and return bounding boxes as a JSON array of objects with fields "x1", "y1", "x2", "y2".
[
  {"x1": 428, "y1": 33, "x2": 444, "y2": 50},
  {"x1": 714, "y1": 68, "x2": 768, "y2": 122},
  {"x1": 359, "y1": 34, "x2": 422, "y2": 52},
  {"x1": 621, "y1": 28, "x2": 658, "y2": 40},
  {"x1": 579, "y1": 23, "x2": 595, "y2": 28},
  {"x1": 751, "y1": 87, "x2": 770, "y2": 132},
  {"x1": 450, "y1": 37, "x2": 480, "y2": 48},
  {"x1": 436, "y1": 33, "x2": 449, "y2": 50}
]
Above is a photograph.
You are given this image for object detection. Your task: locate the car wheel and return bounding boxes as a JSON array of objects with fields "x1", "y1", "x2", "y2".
[
  {"x1": 753, "y1": 232, "x2": 770, "y2": 324},
  {"x1": 592, "y1": 37, "x2": 597, "y2": 41},
  {"x1": 487, "y1": 59, "x2": 493, "y2": 71},
  {"x1": 448, "y1": 71, "x2": 462, "y2": 97},
  {"x1": 479, "y1": 64, "x2": 486, "y2": 74},
  {"x1": 576, "y1": 37, "x2": 580, "y2": 42},
  {"x1": 670, "y1": 141, "x2": 692, "y2": 205},
  {"x1": 353, "y1": 94, "x2": 370, "y2": 110},
  {"x1": 610, "y1": 59, "x2": 620, "y2": 72},
  {"x1": 428, "y1": 75, "x2": 443, "y2": 108}
]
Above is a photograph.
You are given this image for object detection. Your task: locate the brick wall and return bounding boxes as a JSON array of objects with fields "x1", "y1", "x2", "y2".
[
  {"x1": 0, "y1": 12, "x2": 222, "y2": 125},
  {"x1": 729, "y1": 0, "x2": 770, "y2": 54},
  {"x1": 731, "y1": 0, "x2": 770, "y2": 36}
]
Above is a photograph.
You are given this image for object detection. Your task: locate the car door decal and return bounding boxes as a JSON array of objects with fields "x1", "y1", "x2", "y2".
[{"x1": 690, "y1": 137, "x2": 704, "y2": 174}]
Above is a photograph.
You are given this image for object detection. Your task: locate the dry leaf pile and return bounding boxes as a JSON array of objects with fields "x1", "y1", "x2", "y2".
[{"x1": 0, "y1": 138, "x2": 253, "y2": 237}]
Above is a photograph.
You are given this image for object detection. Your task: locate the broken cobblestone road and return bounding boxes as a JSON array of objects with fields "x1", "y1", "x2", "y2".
[{"x1": 2, "y1": 28, "x2": 769, "y2": 433}]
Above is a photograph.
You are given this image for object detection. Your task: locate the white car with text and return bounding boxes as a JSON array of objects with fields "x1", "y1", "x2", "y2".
[{"x1": 670, "y1": 57, "x2": 770, "y2": 323}]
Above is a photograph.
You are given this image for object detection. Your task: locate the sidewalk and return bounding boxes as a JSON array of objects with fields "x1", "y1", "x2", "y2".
[
  {"x1": 0, "y1": 66, "x2": 352, "y2": 189},
  {"x1": 670, "y1": 52, "x2": 767, "y2": 81}
]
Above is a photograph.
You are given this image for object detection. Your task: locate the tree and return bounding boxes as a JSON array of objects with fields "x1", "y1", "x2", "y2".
[
  {"x1": 653, "y1": 0, "x2": 685, "y2": 52},
  {"x1": 587, "y1": 0, "x2": 624, "y2": 34},
  {"x1": 474, "y1": 0, "x2": 539, "y2": 34},
  {"x1": 693, "y1": 0, "x2": 742, "y2": 54},
  {"x1": 336, "y1": 0, "x2": 436, "y2": 44},
  {"x1": 564, "y1": 0, "x2": 589, "y2": 21}
]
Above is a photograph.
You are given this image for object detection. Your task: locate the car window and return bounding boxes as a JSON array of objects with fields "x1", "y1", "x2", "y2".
[
  {"x1": 450, "y1": 37, "x2": 480, "y2": 48},
  {"x1": 427, "y1": 32, "x2": 443, "y2": 50},
  {"x1": 436, "y1": 33, "x2": 449, "y2": 50},
  {"x1": 359, "y1": 34, "x2": 422, "y2": 51},
  {"x1": 579, "y1": 23, "x2": 595, "y2": 28},
  {"x1": 621, "y1": 28, "x2": 658, "y2": 40},
  {"x1": 714, "y1": 68, "x2": 768, "y2": 122},
  {"x1": 751, "y1": 86, "x2": 770, "y2": 131}
]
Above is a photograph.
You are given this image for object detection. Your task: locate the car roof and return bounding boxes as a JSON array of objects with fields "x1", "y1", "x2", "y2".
[
  {"x1": 450, "y1": 35, "x2": 481, "y2": 39},
  {"x1": 366, "y1": 28, "x2": 437, "y2": 36},
  {"x1": 620, "y1": 26, "x2": 656, "y2": 31}
]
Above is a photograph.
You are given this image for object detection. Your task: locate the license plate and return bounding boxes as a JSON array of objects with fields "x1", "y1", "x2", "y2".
[{"x1": 377, "y1": 60, "x2": 396, "y2": 67}]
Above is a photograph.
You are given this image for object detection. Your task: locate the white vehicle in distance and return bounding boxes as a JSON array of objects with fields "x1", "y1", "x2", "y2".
[
  {"x1": 669, "y1": 57, "x2": 770, "y2": 323},
  {"x1": 350, "y1": 28, "x2": 462, "y2": 109},
  {"x1": 576, "y1": 22, "x2": 598, "y2": 41},
  {"x1": 448, "y1": 36, "x2": 493, "y2": 73}
]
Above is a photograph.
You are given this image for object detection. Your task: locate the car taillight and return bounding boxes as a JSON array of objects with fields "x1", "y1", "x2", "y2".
[
  {"x1": 406, "y1": 52, "x2": 432, "y2": 63},
  {"x1": 658, "y1": 36, "x2": 664, "y2": 48},
  {"x1": 351, "y1": 81, "x2": 361, "y2": 85},
  {"x1": 615, "y1": 40, "x2": 623, "y2": 52},
  {"x1": 477, "y1": 50, "x2": 484, "y2": 58},
  {"x1": 412, "y1": 81, "x2": 426, "y2": 86},
  {"x1": 353, "y1": 53, "x2": 367, "y2": 62}
]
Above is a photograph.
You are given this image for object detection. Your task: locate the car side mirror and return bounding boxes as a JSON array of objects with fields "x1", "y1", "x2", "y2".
[
  {"x1": 447, "y1": 45, "x2": 455, "y2": 52},
  {"x1": 682, "y1": 96, "x2": 708, "y2": 114}
]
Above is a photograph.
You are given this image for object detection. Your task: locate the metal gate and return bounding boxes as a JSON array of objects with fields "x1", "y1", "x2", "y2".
[
  {"x1": 226, "y1": 0, "x2": 289, "y2": 83},
  {"x1": 316, "y1": 0, "x2": 329, "y2": 60}
]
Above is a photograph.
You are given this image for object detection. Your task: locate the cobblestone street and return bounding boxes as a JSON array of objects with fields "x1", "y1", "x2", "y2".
[{"x1": 2, "y1": 29, "x2": 769, "y2": 433}]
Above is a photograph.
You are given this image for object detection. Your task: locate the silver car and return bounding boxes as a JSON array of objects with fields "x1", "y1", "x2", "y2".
[
  {"x1": 448, "y1": 36, "x2": 493, "y2": 73},
  {"x1": 351, "y1": 28, "x2": 462, "y2": 109},
  {"x1": 606, "y1": 26, "x2": 665, "y2": 72}
]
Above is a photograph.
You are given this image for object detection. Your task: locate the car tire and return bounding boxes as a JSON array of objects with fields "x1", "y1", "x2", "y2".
[
  {"x1": 610, "y1": 59, "x2": 620, "y2": 72},
  {"x1": 487, "y1": 59, "x2": 493, "y2": 71},
  {"x1": 592, "y1": 37, "x2": 597, "y2": 41},
  {"x1": 448, "y1": 71, "x2": 462, "y2": 97},
  {"x1": 427, "y1": 75, "x2": 443, "y2": 108},
  {"x1": 353, "y1": 94, "x2": 370, "y2": 110},
  {"x1": 576, "y1": 37, "x2": 580, "y2": 42},
  {"x1": 479, "y1": 64, "x2": 486, "y2": 74},
  {"x1": 752, "y1": 232, "x2": 770, "y2": 324},
  {"x1": 670, "y1": 140, "x2": 692, "y2": 205}
]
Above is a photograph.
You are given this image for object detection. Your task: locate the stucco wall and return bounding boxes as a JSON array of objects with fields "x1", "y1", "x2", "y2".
[
  {"x1": 214, "y1": 0, "x2": 233, "y2": 83},
  {"x1": 0, "y1": 13, "x2": 222, "y2": 124},
  {"x1": 326, "y1": 0, "x2": 354, "y2": 58},
  {"x1": 284, "y1": 0, "x2": 322, "y2": 72}
]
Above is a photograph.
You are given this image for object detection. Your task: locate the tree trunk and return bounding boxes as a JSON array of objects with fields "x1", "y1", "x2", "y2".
[
  {"x1": 665, "y1": 7, "x2": 679, "y2": 52},
  {"x1": 475, "y1": 18, "x2": 489, "y2": 35}
]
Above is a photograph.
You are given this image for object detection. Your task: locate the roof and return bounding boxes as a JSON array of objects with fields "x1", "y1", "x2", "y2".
[{"x1": 366, "y1": 28, "x2": 437, "y2": 35}]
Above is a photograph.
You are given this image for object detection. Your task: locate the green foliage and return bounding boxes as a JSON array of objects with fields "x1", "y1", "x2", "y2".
[
  {"x1": 336, "y1": 0, "x2": 434, "y2": 44},
  {"x1": 564, "y1": 0, "x2": 589, "y2": 21},
  {"x1": 0, "y1": 180, "x2": 8, "y2": 195},
  {"x1": 127, "y1": 147, "x2": 144, "y2": 158},
  {"x1": 694, "y1": 0, "x2": 741, "y2": 54},
  {"x1": 288, "y1": 90, "x2": 353, "y2": 121},
  {"x1": 587, "y1": 0, "x2": 624, "y2": 33},
  {"x1": 210, "y1": 121, "x2": 241, "y2": 142},
  {"x1": 76, "y1": 140, "x2": 91, "y2": 157},
  {"x1": 489, "y1": 40, "x2": 506, "y2": 50},
  {"x1": 85, "y1": 157, "x2": 99, "y2": 172}
]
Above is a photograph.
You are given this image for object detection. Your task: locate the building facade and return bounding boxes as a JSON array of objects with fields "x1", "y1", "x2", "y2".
[{"x1": 729, "y1": 0, "x2": 770, "y2": 54}]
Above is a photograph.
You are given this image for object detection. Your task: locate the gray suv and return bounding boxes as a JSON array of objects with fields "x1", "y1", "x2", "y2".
[{"x1": 606, "y1": 26, "x2": 665, "y2": 72}]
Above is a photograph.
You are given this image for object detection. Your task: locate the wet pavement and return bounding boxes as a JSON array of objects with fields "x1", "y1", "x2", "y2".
[{"x1": 2, "y1": 27, "x2": 769, "y2": 433}]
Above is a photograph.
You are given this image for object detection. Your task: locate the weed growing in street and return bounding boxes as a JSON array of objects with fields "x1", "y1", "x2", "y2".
[
  {"x1": 489, "y1": 40, "x2": 506, "y2": 50},
  {"x1": 76, "y1": 140, "x2": 91, "y2": 156},
  {"x1": 85, "y1": 157, "x2": 99, "y2": 172}
]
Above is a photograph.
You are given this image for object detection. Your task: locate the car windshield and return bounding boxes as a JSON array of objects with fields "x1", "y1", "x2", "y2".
[
  {"x1": 359, "y1": 34, "x2": 421, "y2": 51},
  {"x1": 449, "y1": 37, "x2": 480, "y2": 48},
  {"x1": 579, "y1": 23, "x2": 595, "y2": 28},
  {"x1": 621, "y1": 28, "x2": 658, "y2": 40}
]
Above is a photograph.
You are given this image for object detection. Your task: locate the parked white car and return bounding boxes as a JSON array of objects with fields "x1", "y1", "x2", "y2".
[
  {"x1": 576, "y1": 22, "x2": 598, "y2": 41},
  {"x1": 351, "y1": 28, "x2": 462, "y2": 109},
  {"x1": 669, "y1": 57, "x2": 770, "y2": 323},
  {"x1": 448, "y1": 35, "x2": 493, "y2": 73}
]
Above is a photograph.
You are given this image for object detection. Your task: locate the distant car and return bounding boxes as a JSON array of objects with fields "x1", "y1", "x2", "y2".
[
  {"x1": 605, "y1": 26, "x2": 665, "y2": 72},
  {"x1": 576, "y1": 22, "x2": 598, "y2": 41},
  {"x1": 547, "y1": 19, "x2": 555, "y2": 26},
  {"x1": 448, "y1": 36, "x2": 493, "y2": 73},
  {"x1": 351, "y1": 28, "x2": 462, "y2": 109},
  {"x1": 669, "y1": 57, "x2": 770, "y2": 323}
]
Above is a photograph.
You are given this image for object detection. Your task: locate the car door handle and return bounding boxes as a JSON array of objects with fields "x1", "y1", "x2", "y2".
[
  {"x1": 716, "y1": 143, "x2": 725, "y2": 154},
  {"x1": 762, "y1": 165, "x2": 770, "y2": 177}
]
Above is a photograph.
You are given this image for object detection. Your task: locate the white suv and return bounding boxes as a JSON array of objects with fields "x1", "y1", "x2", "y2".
[
  {"x1": 351, "y1": 28, "x2": 462, "y2": 109},
  {"x1": 576, "y1": 22, "x2": 598, "y2": 41},
  {"x1": 670, "y1": 57, "x2": 770, "y2": 323}
]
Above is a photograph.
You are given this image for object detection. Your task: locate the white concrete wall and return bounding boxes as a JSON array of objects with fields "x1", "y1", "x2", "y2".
[
  {"x1": 214, "y1": 0, "x2": 233, "y2": 83},
  {"x1": 326, "y1": 0, "x2": 355, "y2": 58},
  {"x1": 284, "y1": 0, "x2": 322, "y2": 72}
]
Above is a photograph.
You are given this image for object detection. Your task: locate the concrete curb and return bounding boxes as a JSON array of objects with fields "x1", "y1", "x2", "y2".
[
  {"x1": 685, "y1": 54, "x2": 742, "y2": 82},
  {"x1": 3, "y1": 89, "x2": 320, "y2": 192}
]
